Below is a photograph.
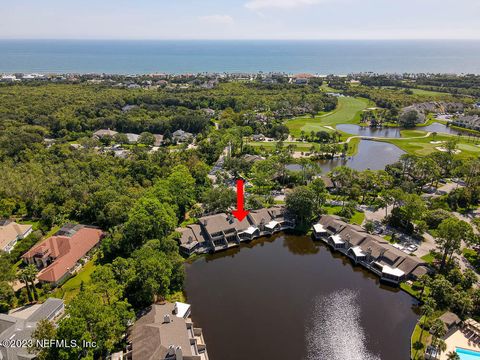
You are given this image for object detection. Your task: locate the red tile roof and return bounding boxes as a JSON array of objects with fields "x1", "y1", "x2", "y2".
[{"x1": 22, "y1": 227, "x2": 103, "y2": 283}]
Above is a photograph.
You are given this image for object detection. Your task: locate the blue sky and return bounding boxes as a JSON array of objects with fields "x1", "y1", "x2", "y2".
[{"x1": 2, "y1": 0, "x2": 480, "y2": 39}]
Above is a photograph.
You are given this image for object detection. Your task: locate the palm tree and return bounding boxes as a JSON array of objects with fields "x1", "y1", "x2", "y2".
[
  {"x1": 23, "y1": 265, "x2": 39, "y2": 301},
  {"x1": 418, "y1": 274, "x2": 431, "y2": 300},
  {"x1": 18, "y1": 270, "x2": 33, "y2": 303},
  {"x1": 436, "y1": 339, "x2": 447, "y2": 359},
  {"x1": 446, "y1": 351, "x2": 460, "y2": 360},
  {"x1": 419, "y1": 298, "x2": 436, "y2": 343}
]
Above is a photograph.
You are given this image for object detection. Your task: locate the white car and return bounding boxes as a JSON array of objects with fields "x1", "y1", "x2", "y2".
[{"x1": 406, "y1": 244, "x2": 418, "y2": 252}]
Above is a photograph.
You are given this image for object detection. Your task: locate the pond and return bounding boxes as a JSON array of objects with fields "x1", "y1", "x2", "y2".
[
  {"x1": 318, "y1": 140, "x2": 405, "y2": 172},
  {"x1": 337, "y1": 122, "x2": 471, "y2": 138},
  {"x1": 336, "y1": 124, "x2": 402, "y2": 138},
  {"x1": 185, "y1": 235, "x2": 419, "y2": 360},
  {"x1": 287, "y1": 140, "x2": 405, "y2": 173}
]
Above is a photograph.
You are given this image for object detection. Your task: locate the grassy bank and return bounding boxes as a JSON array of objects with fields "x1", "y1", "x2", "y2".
[{"x1": 411, "y1": 316, "x2": 430, "y2": 360}]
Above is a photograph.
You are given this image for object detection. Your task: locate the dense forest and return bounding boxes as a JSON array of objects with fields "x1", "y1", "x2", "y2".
[{"x1": 0, "y1": 78, "x2": 479, "y2": 359}]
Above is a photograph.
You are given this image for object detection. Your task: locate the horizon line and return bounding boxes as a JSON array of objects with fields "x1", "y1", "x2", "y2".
[{"x1": 1, "y1": 38, "x2": 480, "y2": 41}]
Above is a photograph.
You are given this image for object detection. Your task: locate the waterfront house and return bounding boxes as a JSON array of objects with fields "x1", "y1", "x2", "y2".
[
  {"x1": 313, "y1": 215, "x2": 429, "y2": 284},
  {"x1": 176, "y1": 206, "x2": 295, "y2": 255},
  {"x1": 125, "y1": 301, "x2": 208, "y2": 360},
  {"x1": 22, "y1": 224, "x2": 103, "y2": 285},
  {"x1": 0, "y1": 220, "x2": 33, "y2": 253},
  {"x1": 177, "y1": 224, "x2": 209, "y2": 256},
  {"x1": 199, "y1": 213, "x2": 253, "y2": 251},
  {"x1": 0, "y1": 298, "x2": 64, "y2": 360}
]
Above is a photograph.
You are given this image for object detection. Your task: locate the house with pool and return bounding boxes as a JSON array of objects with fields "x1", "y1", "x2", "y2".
[
  {"x1": 313, "y1": 215, "x2": 430, "y2": 284},
  {"x1": 176, "y1": 205, "x2": 295, "y2": 256}
]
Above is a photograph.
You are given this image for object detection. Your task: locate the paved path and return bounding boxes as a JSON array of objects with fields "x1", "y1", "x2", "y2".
[{"x1": 342, "y1": 131, "x2": 432, "y2": 144}]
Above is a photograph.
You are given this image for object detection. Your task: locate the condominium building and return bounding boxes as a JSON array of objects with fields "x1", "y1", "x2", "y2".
[
  {"x1": 176, "y1": 206, "x2": 295, "y2": 256},
  {"x1": 313, "y1": 215, "x2": 430, "y2": 284}
]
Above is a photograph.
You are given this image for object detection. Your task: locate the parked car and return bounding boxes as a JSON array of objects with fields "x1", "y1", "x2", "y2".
[{"x1": 406, "y1": 244, "x2": 418, "y2": 252}]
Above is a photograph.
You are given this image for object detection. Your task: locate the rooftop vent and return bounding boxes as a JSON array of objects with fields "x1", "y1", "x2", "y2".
[
  {"x1": 175, "y1": 346, "x2": 183, "y2": 360},
  {"x1": 163, "y1": 314, "x2": 171, "y2": 323}
]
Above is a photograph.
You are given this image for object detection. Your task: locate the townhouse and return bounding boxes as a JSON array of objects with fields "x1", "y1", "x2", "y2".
[
  {"x1": 313, "y1": 215, "x2": 430, "y2": 285},
  {"x1": 176, "y1": 206, "x2": 294, "y2": 256}
]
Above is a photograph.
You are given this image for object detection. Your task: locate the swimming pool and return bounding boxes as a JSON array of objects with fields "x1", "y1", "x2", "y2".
[{"x1": 457, "y1": 348, "x2": 480, "y2": 360}]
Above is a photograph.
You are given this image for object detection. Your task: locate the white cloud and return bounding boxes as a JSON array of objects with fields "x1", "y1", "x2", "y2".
[
  {"x1": 198, "y1": 14, "x2": 234, "y2": 25},
  {"x1": 245, "y1": 0, "x2": 322, "y2": 10}
]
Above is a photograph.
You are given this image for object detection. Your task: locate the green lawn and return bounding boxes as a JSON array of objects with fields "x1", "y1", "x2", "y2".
[
  {"x1": 409, "y1": 88, "x2": 451, "y2": 98},
  {"x1": 411, "y1": 316, "x2": 429, "y2": 360},
  {"x1": 52, "y1": 256, "x2": 97, "y2": 303},
  {"x1": 286, "y1": 96, "x2": 371, "y2": 138},
  {"x1": 421, "y1": 253, "x2": 436, "y2": 265},
  {"x1": 248, "y1": 141, "x2": 317, "y2": 151},
  {"x1": 324, "y1": 205, "x2": 365, "y2": 225},
  {"x1": 379, "y1": 131, "x2": 480, "y2": 158},
  {"x1": 350, "y1": 211, "x2": 365, "y2": 225},
  {"x1": 380, "y1": 86, "x2": 452, "y2": 98}
]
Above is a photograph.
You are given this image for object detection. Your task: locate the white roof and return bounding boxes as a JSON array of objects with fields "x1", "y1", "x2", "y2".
[
  {"x1": 313, "y1": 224, "x2": 326, "y2": 233},
  {"x1": 382, "y1": 265, "x2": 405, "y2": 278},
  {"x1": 265, "y1": 220, "x2": 280, "y2": 230},
  {"x1": 242, "y1": 226, "x2": 259, "y2": 235},
  {"x1": 174, "y1": 302, "x2": 191, "y2": 319},
  {"x1": 330, "y1": 234, "x2": 345, "y2": 245},
  {"x1": 350, "y1": 246, "x2": 365, "y2": 257}
]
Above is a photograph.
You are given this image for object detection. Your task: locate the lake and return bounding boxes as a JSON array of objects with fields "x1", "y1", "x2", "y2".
[
  {"x1": 318, "y1": 140, "x2": 405, "y2": 172},
  {"x1": 1, "y1": 40, "x2": 480, "y2": 74},
  {"x1": 185, "y1": 234, "x2": 419, "y2": 360},
  {"x1": 337, "y1": 122, "x2": 472, "y2": 138}
]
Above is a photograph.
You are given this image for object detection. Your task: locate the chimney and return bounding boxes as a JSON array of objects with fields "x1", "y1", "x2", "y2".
[
  {"x1": 188, "y1": 236, "x2": 193, "y2": 244},
  {"x1": 173, "y1": 303, "x2": 178, "y2": 315},
  {"x1": 167, "y1": 345, "x2": 175, "y2": 356},
  {"x1": 163, "y1": 314, "x2": 171, "y2": 323},
  {"x1": 175, "y1": 346, "x2": 183, "y2": 360}
]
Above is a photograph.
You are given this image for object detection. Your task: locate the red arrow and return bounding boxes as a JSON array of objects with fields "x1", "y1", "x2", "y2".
[{"x1": 232, "y1": 179, "x2": 249, "y2": 221}]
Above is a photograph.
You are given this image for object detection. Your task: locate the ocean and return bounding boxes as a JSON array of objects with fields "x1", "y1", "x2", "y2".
[{"x1": 1, "y1": 39, "x2": 480, "y2": 74}]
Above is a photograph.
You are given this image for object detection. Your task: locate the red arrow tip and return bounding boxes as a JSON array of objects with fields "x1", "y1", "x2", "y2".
[{"x1": 232, "y1": 209, "x2": 249, "y2": 222}]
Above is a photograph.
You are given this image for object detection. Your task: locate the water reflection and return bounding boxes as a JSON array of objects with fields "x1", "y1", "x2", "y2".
[
  {"x1": 317, "y1": 140, "x2": 405, "y2": 172},
  {"x1": 185, "y1": 235, "x2": 419, "y2": 360},
  {"x1": 337, "y1": 122, "x2": 471, "y2": 137},
  {"x1": 282, "y1": 234, "x2": 319, "y2": 255},
  {"x1": 306, "y1": 290, "x2": 381, "y2": 360}
]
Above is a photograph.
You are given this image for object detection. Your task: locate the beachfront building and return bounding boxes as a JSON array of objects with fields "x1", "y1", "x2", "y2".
[
  {"x1": 177, "y1": 206, "x2": 295, "y2": 256},
  {"x1": 0, "y1": 298, "x2": 64, "y2": 360},
  {"x1": 313, "y1": 215, "x2": 430, "y2": 284},
  {"x1": 0, "y1": 220, "x2": 33, "y2": 253},
  {"x1": 22, "y1": 224, "x2": 103, "y2": 286},
  {"x1": 123, "y1": 301, "x2": 208, "y2": 360}
]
